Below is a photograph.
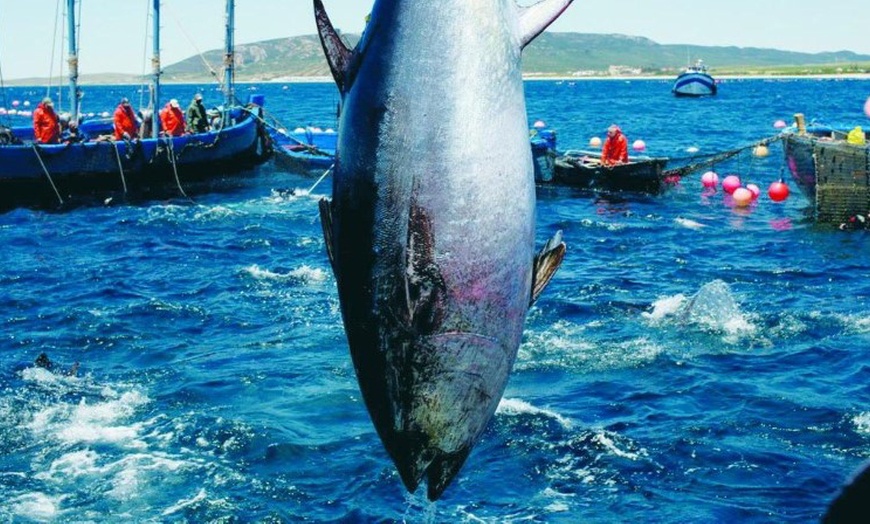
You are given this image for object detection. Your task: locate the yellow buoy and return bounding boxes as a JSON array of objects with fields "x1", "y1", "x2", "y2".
[
  {"x1": 753, "y1": 145, "x2": 769, "y2": 158},
  {"x1": 589, "y1": 136, "x2": 602, "y2": 148}
]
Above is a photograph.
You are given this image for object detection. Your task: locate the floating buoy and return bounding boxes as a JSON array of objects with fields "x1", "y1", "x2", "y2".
[
  {"x1": 768, "y1": 180, "x2": 790, "y2": 202},
  {"x1": 865, "y1": 96, "x2": 870, "y2": 118},
  {"x1": 774, "y1": 120, "x2": 787, "y2": 129},
  {"x1": 23, "y1": 100, "x2": 30, "y2": 107},
  {"x1": 732, "y1": 187, "x2": 753, "y2": 207},
  {"x1": 589, "y1": 136, "x2": 602, "y2": 148},
  {"x1": 11, "y1": 100, "x2": 19, "y2": 107},
  {"x1": 722, "y1": 175, "x2": 741, "y2": 194},
  {"x1": 701, "y1": 171, "x2": 719, "y2": 188},
  {"x1": 632, "y1": 139, "x2": 646, "y2": 152},
  {"x1": 533, "y1": 120, "x2": 547, "y2": 129},
  {"x1": 746, "y1": 183, "x2": 761, "y2": 200},
  {"x1": 686, "y1": 146, "x2": 700, "y2": 154},
  {"x1": 0, "y1": 108, "x2": 6, "y2": 115},
  {"x1": 753, "y1": 145, "x2": 769, "y2": 158}
]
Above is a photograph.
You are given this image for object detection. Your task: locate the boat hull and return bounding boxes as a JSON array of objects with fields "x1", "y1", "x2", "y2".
[
  {"x1": 673, "y1": 72, "x2": 717, "y2": 97},
  {"x1": 553, "y1": 151, "x2": 669, "y2": 193},
  {"x1": 0, "y1": 107, "x2": 270, "y2": 208},
  {"x1": 270, "y1": 128, "x2": 336, "y2": 175}
]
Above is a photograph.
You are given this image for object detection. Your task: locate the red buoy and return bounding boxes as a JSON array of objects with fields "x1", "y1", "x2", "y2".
[{"x1": 768, "y1": 180, "x2": 790, "y2": 202}]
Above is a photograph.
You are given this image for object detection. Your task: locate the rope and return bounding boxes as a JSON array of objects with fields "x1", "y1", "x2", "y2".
[
  {"x1": 164, "y1": 4, "x2": 222, "y2": 83},
  {"x1": 31, "y1": 144, "x2": 64, "y2": 205},
  {"x1": 307, "y1": 164, "x2": 335, "y2": 194},
  {"x1": 112, "y1": 141, "x2": 129, "y2": 194},
  {"x1": 164, "y1": 137, "x2": 189, "y2": 199},
  {"x1": 662, "y1": 135, "x2": 784, "y2": 179}
]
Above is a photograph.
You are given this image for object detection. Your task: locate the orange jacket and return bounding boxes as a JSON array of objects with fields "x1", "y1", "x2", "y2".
[
  {"x1": 33, "y1": 102, "x2": 60, "y2": 144},
  {"x1": 602, "y1": 129, "x2": 628, "y2": 166},
  {"x1": 113, "y1": 104, "x2": 139, "y2": 140},
  {"x1": 159, "y1": 104, "x2": 185, "y2": 137}
]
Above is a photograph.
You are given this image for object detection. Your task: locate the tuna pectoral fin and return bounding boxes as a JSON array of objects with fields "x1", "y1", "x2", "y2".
[
  {"x1": 313, "y1": 0, "x2": 352, "y2": 92},
  {"x1": 518, "y1": 0, "x2": 574, "y2": 49},
  {"x1": 531, "y1": 230, "x2": 566, "y2": 305},
  {"x1": 318, "y1": 198, "x2": 336, "y2": 272}
]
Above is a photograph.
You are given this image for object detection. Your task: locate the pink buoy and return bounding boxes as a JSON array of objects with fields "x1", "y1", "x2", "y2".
[
  {"x1": 11, "y1": 100, "x2": 19, "y2": 107},
  {"x1": 746, "y1": 183, "x2": 761, "y2": 200},
  {"x1": 701, "y1": 171, "x2": 719, "y2": 188},
  {"x1": 768, "y1": 180, "x2": 790, "y2": 202},
  {"x1": 533, "y1": 120, "x2": 547, "y2": 129},
  {"x1": 865, "y1": 96, "x2": 870, "y2": 118},
  {"x1": 722, "y1": 175, "x2": 741, "y2": 194},
  {"x1": 589, "y1": 136, "x2": 602, "y2": 148},
  {"x1": 773, "y1": 120, "x2": 787, "y2": 129},
  {"x1": 732, "y1": 187, "x2": 753, "y2": 207},
  {"x1": 632, "y1": 139, "x2": 646, "y2": 152}
]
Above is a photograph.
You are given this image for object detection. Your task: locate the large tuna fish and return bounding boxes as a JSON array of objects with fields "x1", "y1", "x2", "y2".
[{"x1": 314, "y1": 0, "x2": 570, "y2": 501}]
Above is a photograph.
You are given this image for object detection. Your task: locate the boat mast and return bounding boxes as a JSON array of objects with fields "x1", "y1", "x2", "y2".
[
  {"x1": 223, "y1": 0, "x2": 235, "y2": 108},
  {"x1": 66, "y1": 0, "x2": 79, "y2": 123},
  {"x1": 151, "y1": 0, "x2": 161, "y2": 138}
]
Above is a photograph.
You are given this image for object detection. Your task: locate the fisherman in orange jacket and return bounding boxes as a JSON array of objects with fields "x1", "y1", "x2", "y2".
[
  {"x1": 601, "y1": 124, "x2": 629, "y2": 167},
  {"x1": 32, "y1": 97, "x2": 61, "y2": 144},
  {"x1": 113, "y1": 98, "x2": 139, "y2": 140},
  {"x1": 159, "y1": 99, "x2": 186, "y2": 137}
]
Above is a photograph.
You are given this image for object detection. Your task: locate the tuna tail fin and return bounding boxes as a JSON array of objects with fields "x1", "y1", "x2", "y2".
[
  {"x1": 518, "y1": 0, "x2": 574, "y2": 49},
  {"x1": 530, "y1": 230, "x2": 565, "y2": 305},
  {"x1": 314, "y1": 0, "x2": 353, "y2": 92}
]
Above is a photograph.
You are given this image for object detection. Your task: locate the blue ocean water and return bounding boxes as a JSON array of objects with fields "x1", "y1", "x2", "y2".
[{"x1": 1, "y1": 78, "x2": 869, "y2": 523}]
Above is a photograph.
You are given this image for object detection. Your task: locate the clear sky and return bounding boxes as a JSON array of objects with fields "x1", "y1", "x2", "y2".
[{"x1": 1, "y1": 0, "x2": 869, "y2": 80}]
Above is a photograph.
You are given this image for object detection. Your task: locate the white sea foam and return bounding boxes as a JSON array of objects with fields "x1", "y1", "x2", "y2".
[
  {"x1": 642, "y1": 293, "x2": 688, "y2": 321},
  {"x1": 497, "y1": 398, "x2": 573, "y2": 430},
  {"x1": 520, "y1": 320, "x2": 664, "y2": 372},
  {"x1": 243, "y1": 264, "x2": 328, "y2": 284},
  {"x1": 644, "y1": 280, "x2": 757, "y2": 341},
  {"x1": 162, "y1": 488, "x2": 208, "y2": 516},
  {"x1": 7, "y1": 492, "x2": 62, "y2": 520},
  {"x1": 674, "y1": 217, "x2": 707, "y2": 230},
  {"x1": 853, "y1": 412, "x2": 870, "y2": 434}
]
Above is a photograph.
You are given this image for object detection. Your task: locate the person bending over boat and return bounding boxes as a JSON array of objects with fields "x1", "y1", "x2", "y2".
[
  {"x1": 113, "y1": 98, "x2": 140, "y2": 141},
  {"x1": 159, "y1": 99, "x2": 186, "y2": 137},
  {"x1": 32, "y1": 97, "x2": 61, "y2": 144},
  {"x1": 601, "y1": 124, "x2": 628, "y2": 167},
  {"x1": 186, "y1": 94, "x2": 210, "y2": 134}
]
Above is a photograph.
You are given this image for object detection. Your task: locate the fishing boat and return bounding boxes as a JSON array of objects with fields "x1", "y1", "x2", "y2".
[
  {"x1": 553, "y1": 150, "x2": 670, "y2": 193},
  {"x1": 0, "y1": 0, "x2": 271, "y2": 210},
  {"x1": 270, "y1": 125, "x2": 336, "y2": 175},
  {"x1": 781, "y1": 113, "x2": 869, "y2": 222},
  {"x1": 672, "y1": 59, "x2": 717, "y2": 97}
]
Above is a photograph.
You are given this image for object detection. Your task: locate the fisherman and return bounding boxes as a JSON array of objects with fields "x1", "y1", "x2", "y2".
[
  {"x1": 113, "y1": 98, "x2": 139, "y2": 140},
  {"x1": 159, "y1": 99, "x2": 186, "y2": 137},
  {"x1": 186, "y1": 93, "x2": 209, "y2": 134},
  {"x1": 601, "y1": 124, "x2": 628, "y2": 167},
  {"x1": 32, "y1": 97, "x2": 61, "y2": 144}
]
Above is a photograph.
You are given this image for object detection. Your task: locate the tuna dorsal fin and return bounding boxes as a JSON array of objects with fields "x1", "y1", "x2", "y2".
[
  {"x1": 530, "y1": 230, "x2": 566, "y2": 306},
  {"x1": 314, "y1": 0, "x2": 353, "y2": 92},
  {"x1": 518, "y1": 0, "x2": 574, "y2": 49},
  {"x1": 318, "y1": 197, "x2": 337, "y2": 274}
]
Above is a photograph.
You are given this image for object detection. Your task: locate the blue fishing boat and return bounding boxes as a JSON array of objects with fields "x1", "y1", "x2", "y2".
[
  {"x1": 0, "y1": 0, "x2": 271, "y2": 209},
  {"x1": 673, "y1": 59, "x2": 718, "y2": 97},
  {"x1": 270, "y1": 125, "x2": 336, "y2": 175}
]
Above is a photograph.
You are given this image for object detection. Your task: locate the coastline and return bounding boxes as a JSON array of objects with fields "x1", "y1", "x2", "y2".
[{"x1": 3, "y1": 73, "x2": 870, "y2": 87}]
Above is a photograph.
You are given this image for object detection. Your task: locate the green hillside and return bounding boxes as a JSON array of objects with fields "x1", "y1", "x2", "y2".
[{"x1": 159, "y1": 32, "x2": 870, "y2": 82}]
